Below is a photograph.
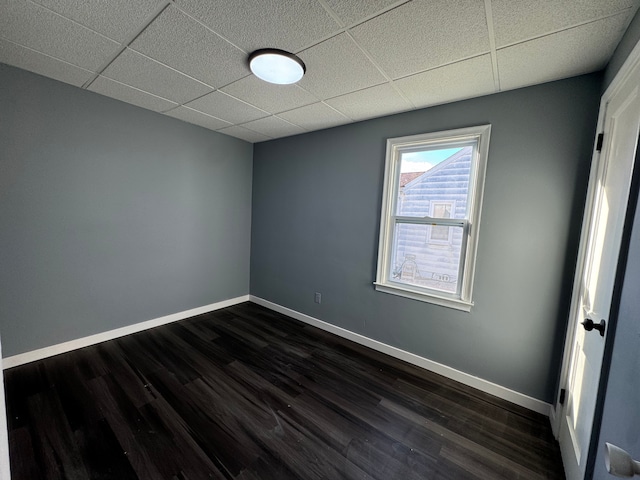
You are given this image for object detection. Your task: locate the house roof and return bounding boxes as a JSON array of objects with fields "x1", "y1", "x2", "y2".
[{"x1": 0, "y1": 1, "x2": 637, "y2": 143}]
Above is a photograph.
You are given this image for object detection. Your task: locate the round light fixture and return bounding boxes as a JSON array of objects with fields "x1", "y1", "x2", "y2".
[{"x1": 249, "y1": 49, "x2": 306, "y2": 85}]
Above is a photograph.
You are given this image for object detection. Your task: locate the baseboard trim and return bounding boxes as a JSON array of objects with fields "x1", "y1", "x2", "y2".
[
  {"x1": 250, "y1": 295, "x2": 552, "y2": 416},
  {"x1": 2, "y1": 295, "x2": 250, "y2": 369},
  {"x1": 549, "y1": 404, "x2": 559, "y2": 438}
]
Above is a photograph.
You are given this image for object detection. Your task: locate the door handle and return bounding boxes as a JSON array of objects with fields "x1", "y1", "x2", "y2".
[
  {"x1": 582, "y1": 318, "x2": 606, "y2": 336},
  {"x1": 605, "y1": 443, "x2": 640, "y2": 477}
]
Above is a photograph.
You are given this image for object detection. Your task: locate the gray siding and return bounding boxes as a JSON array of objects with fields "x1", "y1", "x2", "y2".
[{"x1": 394, "y1": 148, "x2": 471, "y2": 290}]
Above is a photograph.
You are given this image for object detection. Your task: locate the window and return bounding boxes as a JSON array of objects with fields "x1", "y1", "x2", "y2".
[{"x1": 375, "y1": 125, "x2": 491, "y2": 311}]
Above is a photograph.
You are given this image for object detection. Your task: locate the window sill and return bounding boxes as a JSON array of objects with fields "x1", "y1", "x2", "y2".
[{"x1": 373, "y1": 282, "x2": 473, "y2": 312}]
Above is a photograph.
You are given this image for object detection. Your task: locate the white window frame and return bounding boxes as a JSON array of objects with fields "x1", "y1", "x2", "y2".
[{"x1": 374, "y1": 125, "x2": 491, "y2": 311}]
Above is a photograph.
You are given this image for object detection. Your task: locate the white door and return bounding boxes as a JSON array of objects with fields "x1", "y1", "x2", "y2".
[{"x1": 557, "y1": 56, "x2": 640, "y2": 480}]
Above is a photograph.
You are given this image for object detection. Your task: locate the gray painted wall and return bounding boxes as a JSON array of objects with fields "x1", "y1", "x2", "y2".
[
  {"x1": 251, "y1": 74, "x2": 602, "y2": 402},
  {"x1": 0, "y1": 64, "x2": 253, "y2": 357},
  {"x1": 604, "y1": 7, "x2": 640, "y2": 89}
]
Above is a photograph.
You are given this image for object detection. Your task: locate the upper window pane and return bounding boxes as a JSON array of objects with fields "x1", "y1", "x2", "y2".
[{"x1": 396, "y1": 146, "x2": 473, "y2": 219}]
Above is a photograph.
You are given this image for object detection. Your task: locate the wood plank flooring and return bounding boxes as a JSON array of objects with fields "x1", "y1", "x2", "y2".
[{"x1": 4, "y1": 302, "x2": 565, "y2": 479}]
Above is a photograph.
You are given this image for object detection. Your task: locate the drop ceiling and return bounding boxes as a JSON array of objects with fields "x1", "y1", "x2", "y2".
[{"x1": 1, "y1": 0, "x2": 638, "y2": 143}]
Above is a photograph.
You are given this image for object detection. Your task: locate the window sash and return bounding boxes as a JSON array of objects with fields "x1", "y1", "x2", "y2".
[{"x1": 390, "y1": 219, "x2": 470, "y2": 298}]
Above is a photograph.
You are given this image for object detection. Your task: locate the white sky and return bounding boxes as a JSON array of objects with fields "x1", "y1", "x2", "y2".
[{"x1": 400, "y1": 148, "x2": 463, "y2": 173}]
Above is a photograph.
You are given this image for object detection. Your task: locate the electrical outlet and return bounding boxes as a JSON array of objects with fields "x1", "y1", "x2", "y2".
[{"x1": 314, "y1": 292, "x2": 321, "y2": 304}]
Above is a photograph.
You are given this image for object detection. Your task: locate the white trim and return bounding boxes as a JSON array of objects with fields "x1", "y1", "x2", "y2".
[
  {"x1": 373, "y1": 282, "x2": 473, "y2": 311},
  {"x1": 250, "y1": 295, "x2": 551, "y2": 416},
  {"x1": 553, "y1": 35, "x2": 640, "y2": 436},
  {"x1": 2, "y1": 295, "x2": 250, "y2": 369},
  {"x1": 0, "y1": 341, "x2": 10, "y2": 480},
  {"x1": 603, "y1": 37, "x2": 640, "y2": 102},
  {"x1": 549, "y1": 404, "x2": 559, "y2": 438}
]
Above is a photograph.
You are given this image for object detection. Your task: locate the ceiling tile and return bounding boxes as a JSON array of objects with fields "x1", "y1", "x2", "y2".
[
  {"x1": 395, "y1": 55, "x2": 495, "y2": 108},
  {"x1": 101, "y1": 49, "x2": 211, "y2": 104},
  {"x1": 130, "y1": 6, "x2": 248, "y2": 88},
  {"x1": 221, "y1": 75, "x2": 317, "y2": 114},
  {"x1": 0, "y1": 0, "x2": 119, "y2": 71},
  {"x1": 349, "y1": 0, "x2": 490, "y2": 79},
  {"x1": 297, "y1": 33, "x2": 386, "y2": 99},
  {"x1": 497, "y1": 13, "x2": 630, "y2": 91},
  {"x1": 278, "y1": 102, "x2": 350, "y2": 130},
  {"x1": 322, "y1": 0, "x2": 404, "y2": 26},
  {"x1": 242, "y1": 116, "x2": 305, "y2": 138},
  {"x1": 325, "y1": 83, "x2": 412, "y2": 121},
  {"x1": 173, "y1": 0, "x2": 340, "y2": 52},
  {"x1": 32, "y1": 0, "x2": 167, "y2": 43},
  {"x1": 218, "y1": 125, "x2": 271, "y2": 143},
  {"x1": 164, "y1": 106, "x2": 231, "y2": 131},
  {"x1": 88, "y1": 76, "x2": 178, "y2": 112},
  {"x1": 185, "y1": 91, "x2": 268, "y2": 124},
  {"x1": 492, "y1": 0, "x2": 637, "y2": 47},
  {"x1": 0, "y1": 38, "x2": 93, "y2": 87}
]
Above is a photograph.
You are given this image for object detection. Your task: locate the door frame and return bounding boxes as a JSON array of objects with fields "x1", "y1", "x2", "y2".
[{"x1": 552, "y1": 35, "x2": 640, "y2": 456}]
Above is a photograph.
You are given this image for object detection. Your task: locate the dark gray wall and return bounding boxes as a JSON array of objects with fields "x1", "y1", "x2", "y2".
[
  {"x1": 251, "y1": 74, "x2": 602, "y2": 402},
  {"x1": 604, "y1": 7, "x2": 640, "y2": 89},
  {"x1": 0, "y1": 64, "x2": 253, "y2": 357}
]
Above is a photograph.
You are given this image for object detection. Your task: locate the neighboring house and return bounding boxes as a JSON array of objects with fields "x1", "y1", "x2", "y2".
[{"x1": 394, "y1": 147, "x2": 472, "y2": 293}]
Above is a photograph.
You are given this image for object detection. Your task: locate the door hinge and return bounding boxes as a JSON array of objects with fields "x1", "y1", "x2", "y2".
[
  {"x1": 596, "y1": 133, "x2": 604, "y2": 152},
  {"x1": 559, "y1": 388, "x2": 566, "y2": 406}
]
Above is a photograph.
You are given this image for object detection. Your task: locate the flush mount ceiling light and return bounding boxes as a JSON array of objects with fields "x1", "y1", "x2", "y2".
[{"x1": 249, "y1": 49, "x2": 306, "y2": 85}]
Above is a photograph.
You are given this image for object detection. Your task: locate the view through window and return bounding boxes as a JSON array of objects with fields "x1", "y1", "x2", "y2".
[{"x1": 375, "y1": 125, "x2": 491, "y2": 310}]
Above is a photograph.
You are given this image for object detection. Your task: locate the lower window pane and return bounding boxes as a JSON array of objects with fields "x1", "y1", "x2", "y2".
[{"x1": 391, "y1": 223, "x2": 463, "y2": 294}]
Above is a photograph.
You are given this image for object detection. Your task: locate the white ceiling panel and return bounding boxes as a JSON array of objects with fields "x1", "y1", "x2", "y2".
[
  {"x1": 349, "y1": 0, "x2": 490, "y2": 79},
  {"x1": 497, "y1": 13, "x2": 630, "y2": 91},
  {"x1": 242, "y1": 116, "x2": 306, "y2": 138},
  {"x1": 0, "y1": 38, "x2": 93, "y2": 87},
  {"x1": 395, "y1": 55, "x2": 496, "y2": 108},
  {"x1": 33, "y1": 0, "x2": 167, "y2": 43},
  {"x1": 2, "y1": 0, "x2": 638, "y2": 143},
  {"x1": 164, "y1": 106, "x2": 231, "y2": 130},
  {"x1": 297, "y1": 33, "x2": 386, "y2": 99},
  {"x1": 492, "y1": 0, "x2": 638, "y2": 47},
  {"x1": 326, "y1": 83, "x2": 412, "y2": 121},
  {"x1": 173, "y1": 0, "x2": 340, "y2": 53},
  {"x1": 130, "y1": 6, "x2": 248, "y2": 88},
  {"x1": 101, "y1": 49, "x2": 211, "y2": 104},
  {"x1": 278, "y1": 102, "x2": 350, "y2": 131},
  {"x1": 186, "y1": 91, "x2": 269, "y2": 124},
  {"x1": 218, "y1": 125, "x2": 271, "y2": 143},
  {"x1": 88, "y1": 76, "x2": 178, "y2": 112},
  {"x1": 221, "y1": 75, "x2": 317, "y2": 114},
  {"x1": 0, "y1": 0, "x2": 119, "y2": 71},
  {"x1": 322, "y1": 0, "x2": 405, "y2": 26}
]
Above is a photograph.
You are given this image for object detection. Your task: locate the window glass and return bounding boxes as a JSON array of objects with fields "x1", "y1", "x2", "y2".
[{"x1": 375, "y1": 125, "x2": 491, "y2": 311}]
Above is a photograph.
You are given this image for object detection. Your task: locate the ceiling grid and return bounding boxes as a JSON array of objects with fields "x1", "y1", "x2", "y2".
[{"x1": 0, "y1": 0, "x2": 637, "y2": 142}]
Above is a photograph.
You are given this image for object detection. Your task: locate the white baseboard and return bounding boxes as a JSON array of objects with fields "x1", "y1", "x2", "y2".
[
  {"x1": 549, "y1": 404, "x2": 559, "y2": 438},
  {"x1": 250, "y1": 295, "x2": 552, "y2": 416},
  {"x1": 2, "y1": 295, "x2": 250, "y2": 369}
]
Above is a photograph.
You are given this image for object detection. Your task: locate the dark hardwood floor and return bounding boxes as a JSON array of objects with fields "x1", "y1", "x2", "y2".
[{"x1": 4, "y1": 302, "x2": 565, "y2": 479}]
